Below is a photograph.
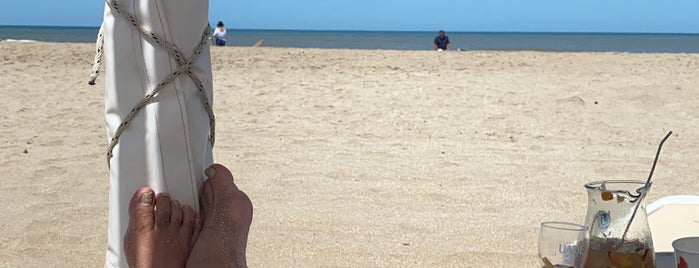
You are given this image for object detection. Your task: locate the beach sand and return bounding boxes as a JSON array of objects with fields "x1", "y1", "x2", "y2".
[{"x1": 1, "y1": 41, "x2": 698, "y2": 267}]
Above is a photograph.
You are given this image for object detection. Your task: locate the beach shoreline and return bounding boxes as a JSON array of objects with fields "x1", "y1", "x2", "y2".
[
  {"x1": 1, "y1": 42, "x2": 698, "y2": 267},
  {"x1": 3, "y1": 26, "x2": 699, "y2": 52}
]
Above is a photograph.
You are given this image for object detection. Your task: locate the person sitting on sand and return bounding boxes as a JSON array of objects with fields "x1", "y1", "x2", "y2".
[
  {"x1": 433, "y1": 30, "x2": 450, "y2": 51},
  {"x1": 123, "y1": 164, "x2": 252, "y2": 268},
  {"x1": 213, "y1": 21, "x2": 227, "y2": 46}
]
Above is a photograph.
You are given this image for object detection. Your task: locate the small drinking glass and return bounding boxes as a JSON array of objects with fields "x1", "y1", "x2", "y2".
[{"x1": 538, "y1": 222, "x2": 590, "y2": 268}]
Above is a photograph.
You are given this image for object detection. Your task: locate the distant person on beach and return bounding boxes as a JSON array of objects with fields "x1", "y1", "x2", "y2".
[
  {"x1": 123, "y1": 164, "x2": 252, "y2": 267},
  {"x1": 213, "y1": 21, "x2": 227, "y2": 46},
  {"x1": 434, "y1": 30, "x2": 450, "y2": 51}
]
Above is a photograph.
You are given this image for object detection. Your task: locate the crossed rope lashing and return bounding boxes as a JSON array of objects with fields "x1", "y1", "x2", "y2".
[{"x1": 88, "y1": 0, "x2": 216, "y2": 168}]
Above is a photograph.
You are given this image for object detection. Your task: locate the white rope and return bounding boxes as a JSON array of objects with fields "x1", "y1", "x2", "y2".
[
  {"x1": 88, "y1": 22, "x2": 105, "y2": 85},
  {"x1": 90, "y1": 0, "x2": 216, "y2": 167}
]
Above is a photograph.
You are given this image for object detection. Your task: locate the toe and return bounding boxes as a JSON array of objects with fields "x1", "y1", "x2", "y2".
[
  {"x1": 170, "y1": 200, "x2": 183, "y2": 225},
  {"x1": 128, "y1": 187, "x2": 155, "y2": 230},
  {"x1": 206, "y1": 164, "x2": 253, "y2": 216},
  {"x1": 200, "y1": 179, "x2": 215, "y2": 221},
  {"x1": 203, "y1": 164, "x2": 240, "y2": 213},
  {"x1": 182, "y1": 205, "x2": 196, "y2": 229},
  {"x1": 154, "y1": 193, "x2": 172, "y2": 226},
  {"x1": 182, "y1": 205, "x2": 200, "y2": 252},
  {"x1": 205, "y1": 164, "x2": 238, "y2": 191},
  {"x1": 192, "y1": 213, "x2": 202, "y2": 245}
]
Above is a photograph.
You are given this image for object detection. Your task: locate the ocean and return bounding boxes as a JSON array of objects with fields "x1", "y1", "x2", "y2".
[{"x1": 2, "y1": 25, "x2": 699, "y2": 53}]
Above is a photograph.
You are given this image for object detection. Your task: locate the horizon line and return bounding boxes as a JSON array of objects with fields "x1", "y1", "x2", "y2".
[{"x1": 1, "y1": 24, "x2": 699, "y2": 35}]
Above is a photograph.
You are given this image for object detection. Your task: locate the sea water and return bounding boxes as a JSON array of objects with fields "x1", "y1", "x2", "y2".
[{"x1": 2, "y1": 25, "x2": 699, "y2": 53}]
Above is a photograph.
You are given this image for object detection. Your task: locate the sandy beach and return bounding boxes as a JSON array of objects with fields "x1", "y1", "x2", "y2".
[{"x1": 1, "y1": 41, "x2": 698, "y2": 267}]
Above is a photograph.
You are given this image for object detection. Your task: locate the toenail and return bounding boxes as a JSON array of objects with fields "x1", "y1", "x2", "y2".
[
  {"x1": 205, "y1": 166, "x2": 217, "y2": 178},
  {"x1": 140, "y1": 191, "x2": 154, "y2": 204}
]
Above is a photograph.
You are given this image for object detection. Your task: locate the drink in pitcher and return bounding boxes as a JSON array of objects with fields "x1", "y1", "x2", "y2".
[
  {"x1": 585, "y1": 237, "x2": 654, "y2": 268},
  {"x1": 584, "y1": 181, "x2": 656, "y2": 268}
]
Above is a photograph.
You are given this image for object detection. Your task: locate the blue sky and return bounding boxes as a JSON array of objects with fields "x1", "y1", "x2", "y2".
[{"x1": 1, "y1": 0, "x2": 698, "y2": 33}]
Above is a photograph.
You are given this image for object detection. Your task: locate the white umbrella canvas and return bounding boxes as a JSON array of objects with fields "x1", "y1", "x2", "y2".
[{"x1": 90, "y1": 0, "x2": 215, "y2": 266}]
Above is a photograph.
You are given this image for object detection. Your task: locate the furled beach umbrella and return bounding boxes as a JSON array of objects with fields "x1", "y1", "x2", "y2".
[{"x1": 89, "y1": 1, "x2": 215, "y2": 267}]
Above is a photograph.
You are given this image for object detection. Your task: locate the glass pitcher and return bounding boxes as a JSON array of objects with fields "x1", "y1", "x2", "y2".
[{"x1": 583, "y1": 180, "x2": 655, "y2": 268}]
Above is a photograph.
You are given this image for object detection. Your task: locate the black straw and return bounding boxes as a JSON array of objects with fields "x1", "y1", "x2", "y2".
[
  {"x1": 621, "y1": 131, "x2": 672, "y2": 243},
  {"x1": 644, "y1": 131, "x2": 673, "y2": 185}
]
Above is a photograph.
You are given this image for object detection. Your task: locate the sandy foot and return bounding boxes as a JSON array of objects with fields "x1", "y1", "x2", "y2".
[
  {"x1": 123, "y1": 187, "x2": 201, "y2": 268},
  {"x1": 187, "y1": 164, "x2": 253, "y2": 268}
]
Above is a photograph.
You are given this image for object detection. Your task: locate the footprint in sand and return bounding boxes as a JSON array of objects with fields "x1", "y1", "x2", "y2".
[{"x1": 556, "y1": 95, "x2": 585, "y2": 106}]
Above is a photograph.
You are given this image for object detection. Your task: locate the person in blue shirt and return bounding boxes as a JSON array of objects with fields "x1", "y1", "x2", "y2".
[{"x1": 433, "y1": 30, "x2": 451, "y2": 51}]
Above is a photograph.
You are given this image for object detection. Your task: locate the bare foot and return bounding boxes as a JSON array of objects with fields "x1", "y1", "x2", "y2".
[
  {"x1": 186, "y1": 164, "x2": 253, "y2": 268},
  {"x1": 123, "y1": 187, "x2": 202, "y2": 268}
]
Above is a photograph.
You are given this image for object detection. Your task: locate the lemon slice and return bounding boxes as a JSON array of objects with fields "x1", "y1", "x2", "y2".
[
  {"x1": 541, "y1": 257, "x2": 555, "y2": 268},
  {"x1": 601, "y1": 191, "x2": 614, "y2": 201}
]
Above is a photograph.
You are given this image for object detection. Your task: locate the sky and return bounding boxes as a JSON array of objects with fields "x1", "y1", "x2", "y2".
[{"x1": 1, "y1": 0, "x2": 698, "y2": 33}]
